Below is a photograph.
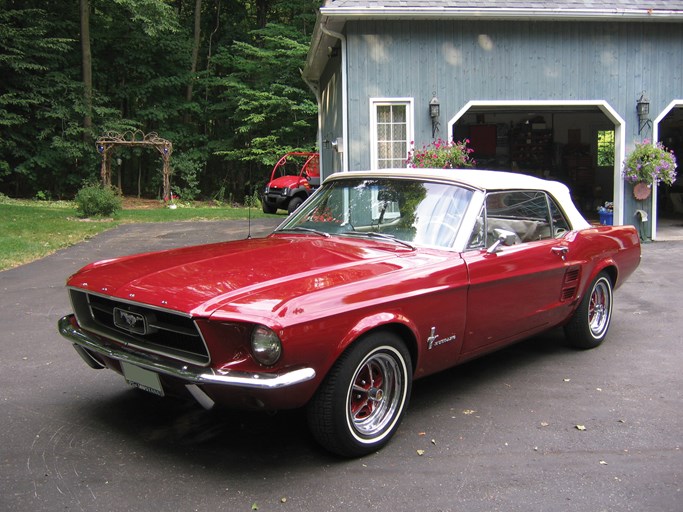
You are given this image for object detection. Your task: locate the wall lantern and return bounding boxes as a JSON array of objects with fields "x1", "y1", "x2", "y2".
[
  {"x1": 636, "y1": 92, "x2": 651, "y2": 134},
  {"x1": 429, "y1": 95, "x2": 440, "y2": 137}
]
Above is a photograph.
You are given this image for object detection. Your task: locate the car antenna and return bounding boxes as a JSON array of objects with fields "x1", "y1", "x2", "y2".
[{"x1": 246, "y1": 168, "x2": 252, "y2": 239}]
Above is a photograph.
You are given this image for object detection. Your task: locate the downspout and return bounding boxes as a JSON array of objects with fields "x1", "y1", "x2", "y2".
[
  {"x1": 320, "y1": 24, "x2": 349, "y2": 173},
  {"x1": 300, "y1": 71, "x2": 323, "y2": 167}
]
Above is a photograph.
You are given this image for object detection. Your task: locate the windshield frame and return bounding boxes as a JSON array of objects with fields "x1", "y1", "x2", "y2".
[{"x1": 274, "y1": 176, "x2": 479, "y2": 251}]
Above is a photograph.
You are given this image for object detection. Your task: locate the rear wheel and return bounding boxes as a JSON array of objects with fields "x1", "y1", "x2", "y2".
[
  {"x1": 307, "y1": 331, "x2": 412, "y2": 457},
  {"x1": 565, "y1": 271, "x2": 613, "y2": 349}
]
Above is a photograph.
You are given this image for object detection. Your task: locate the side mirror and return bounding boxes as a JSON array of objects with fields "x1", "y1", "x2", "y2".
[{"x1": 486, "y1": 228, "x2": 518, "y2": 254}]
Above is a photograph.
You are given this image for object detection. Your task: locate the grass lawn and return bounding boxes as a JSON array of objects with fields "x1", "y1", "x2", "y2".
[{"x1": 0, "y1": 198, "x2": 277, "y2": 271}]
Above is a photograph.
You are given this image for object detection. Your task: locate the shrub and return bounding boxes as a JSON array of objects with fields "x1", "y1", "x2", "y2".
[{"x1": 74, "y1": 183, "x2": 122, "y2": 218}]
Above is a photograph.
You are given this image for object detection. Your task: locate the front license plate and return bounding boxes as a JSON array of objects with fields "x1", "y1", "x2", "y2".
[{"x1": 121, "y1": 361, "x2": 165, "y2": 397}]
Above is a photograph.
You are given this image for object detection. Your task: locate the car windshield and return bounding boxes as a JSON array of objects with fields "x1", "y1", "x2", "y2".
[{"x1": 275, "y1": 177, "x2": 474, "y2": 249}]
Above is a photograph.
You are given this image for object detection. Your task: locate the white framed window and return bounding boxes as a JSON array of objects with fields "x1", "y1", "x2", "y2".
[{"x1": 370, "y1": 98, "x2": 414, "y2": 170}]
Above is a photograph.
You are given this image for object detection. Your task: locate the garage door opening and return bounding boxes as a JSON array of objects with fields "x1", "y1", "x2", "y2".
[
  {"x1": 656, "y1": 105, "x2": 683, "y2": 220},
  {"x1": 449, "y1": 101, "x2": 625, "y2": 224}
]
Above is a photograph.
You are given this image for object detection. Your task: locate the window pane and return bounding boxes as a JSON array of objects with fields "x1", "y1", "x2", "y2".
[
  {"x1": 392, "y1": 124, "x2": 406, "y2": 141},
  {"x1": 392, "y1": 142, "x2": 405, "y2": 159},
  {"x1": 392, "y1": 106, "x2": 406, "y2": 123},
  {"x1": 377, "y1": 106, "x2": 391, "y2": 123},
  {"x1": 597, "y1": 130, "x2": 615, "y2": 166},
  {"x1": 377, "y1": 123, "x2": 389, "y2": 142},
  {"x1": 484, "y1": 191, "x2": 551, "y2": 244},
  {"x1": 549, "y1": 196, "x2": 571, "y2": 236},
  {"x1": 278, "y1": 178, "x2": 473, "y2": 249}
]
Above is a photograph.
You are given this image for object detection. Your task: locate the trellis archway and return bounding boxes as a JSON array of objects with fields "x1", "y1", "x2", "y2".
[{"x1": 96, "y1": 130, "x2": 173, "y2": 200}]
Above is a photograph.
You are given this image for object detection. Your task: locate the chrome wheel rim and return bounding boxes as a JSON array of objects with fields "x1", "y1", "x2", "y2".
[
  {"x1": 347, "y1": 348, "x2": 405, "y2": 440},
  {"x1": 588, "y1": 278, "x2": 611, "y2": 338}
]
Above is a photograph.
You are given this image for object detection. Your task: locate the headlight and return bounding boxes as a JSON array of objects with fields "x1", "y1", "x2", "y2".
[
  {"x1": 251, "y1": 325, "x2": 282, "y2": 366},
  {"x1": 282, "y1": 187, "x2": 290, "y2": 196}
]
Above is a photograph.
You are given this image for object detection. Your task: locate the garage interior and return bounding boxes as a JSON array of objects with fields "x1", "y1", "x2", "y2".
[
  {"x1": 454, "y1": 106, "x2": 617, "y2": 221},
  {"x1": 454, "y1": 105, "x2": 683, "y2": 224}
]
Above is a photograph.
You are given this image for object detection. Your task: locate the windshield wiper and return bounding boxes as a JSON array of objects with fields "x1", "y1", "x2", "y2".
[
  {"x1": 277, "y1": 226, "x2": 331, "y2": 237},
  {"x1": 341, "y1": 231, "x2": 414, "y2": 249}
]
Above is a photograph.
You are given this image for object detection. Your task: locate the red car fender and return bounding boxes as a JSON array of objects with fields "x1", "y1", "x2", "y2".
[{"x1": 336, "y1": 311, "x2": 421, "y2": 368}]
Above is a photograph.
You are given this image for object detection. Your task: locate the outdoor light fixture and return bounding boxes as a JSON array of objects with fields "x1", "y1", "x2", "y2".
[
  {"x1": 637, "y1": 92, "x2": 651, "y2": 135},
  {"x1": 429, "y1": 95, "x2": 440, "y2": 137}
]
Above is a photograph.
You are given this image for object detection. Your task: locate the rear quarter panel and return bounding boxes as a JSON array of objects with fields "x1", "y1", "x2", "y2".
[{"x1": 568, "y1": 224, "x2": 641, "y2": 292}]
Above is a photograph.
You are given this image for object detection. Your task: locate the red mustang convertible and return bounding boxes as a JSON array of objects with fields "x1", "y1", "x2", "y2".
[{"x1": 59, "y1": 169, "x2": 640, "y2": 456}]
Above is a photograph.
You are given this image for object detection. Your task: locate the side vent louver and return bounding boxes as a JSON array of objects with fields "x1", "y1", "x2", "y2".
[{"x1": 560, "y1": 266, "x2": 581, "y2": 302}]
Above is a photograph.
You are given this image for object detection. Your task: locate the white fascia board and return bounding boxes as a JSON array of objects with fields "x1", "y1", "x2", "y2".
[{"x1": 319, "y1": 7, "x2": 683, "y2": 22}]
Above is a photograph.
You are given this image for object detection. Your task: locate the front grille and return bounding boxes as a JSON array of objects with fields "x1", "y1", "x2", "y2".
[{"x1": 69, "y1": 289, "x2": 210, "y2": 366}]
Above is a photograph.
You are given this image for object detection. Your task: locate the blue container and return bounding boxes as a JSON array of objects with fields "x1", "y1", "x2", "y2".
[{"x1": 598, "y1": 211, "x2": 613, "y2": 225}]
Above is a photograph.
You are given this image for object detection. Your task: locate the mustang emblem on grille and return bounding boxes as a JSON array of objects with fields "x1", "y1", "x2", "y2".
[{"x1": 113, "y1": 308, "x2": 147, "y2": 335}]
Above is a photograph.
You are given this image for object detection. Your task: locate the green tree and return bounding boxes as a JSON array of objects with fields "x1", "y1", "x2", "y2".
[
  {"x1": 0, "y1": 3, "x2": 88, "y2": 197},
  {"x1": 0, "y1": 0, "x2": 320, "y2": 201}
]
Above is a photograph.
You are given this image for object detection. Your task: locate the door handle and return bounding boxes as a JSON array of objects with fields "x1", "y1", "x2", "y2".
[{"x1": 551, "y1": 246, "x2": 569, "y2": 260}]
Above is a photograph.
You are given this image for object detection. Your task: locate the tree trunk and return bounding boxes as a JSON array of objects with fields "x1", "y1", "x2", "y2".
[
  {"x1": 185, "y1": 0, "x2": 202, "y2": 103},
  {"x1": 256, "y1": 0, "x2": 270, "y2": 29},
  {"x1": 80, "y1": 0, "x2": 93, "y2": 138}
]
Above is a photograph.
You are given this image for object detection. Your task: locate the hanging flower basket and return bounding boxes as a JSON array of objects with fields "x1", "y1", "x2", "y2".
[{"x1": 622, "y1": 140, "x2": 678, "y2": 200}]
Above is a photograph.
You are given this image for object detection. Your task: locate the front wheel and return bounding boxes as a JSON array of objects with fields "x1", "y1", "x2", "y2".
[
  {"x1": 261, "y1": 200, "x2": 277, "y2": 214},
  {"x1": 287, "y1": 196, "x2": 304, "y2": 214},
  {"x1": 565, "y1": 271, "x2": 613, "y2": 349},
  {"x1": 307, "y1": 331, "x2": 412, "y2": 457}
]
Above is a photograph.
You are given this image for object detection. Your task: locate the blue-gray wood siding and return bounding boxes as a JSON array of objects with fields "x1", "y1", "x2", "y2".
[
  {"x1": 329, "y1": 19, "x2": 683, "y2": 234},
  {"x1": 320, "y1": 61, "x2": 344, "y2": 176}
]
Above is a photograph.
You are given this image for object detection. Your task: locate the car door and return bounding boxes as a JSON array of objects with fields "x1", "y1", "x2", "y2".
[{"x1": 460, "y1": 190, "x2": 573, "y2": 356}]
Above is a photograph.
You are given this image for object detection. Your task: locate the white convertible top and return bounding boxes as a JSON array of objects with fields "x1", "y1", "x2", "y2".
[{"x1": 326, "y1": 168, "x2": 591, "y2": 231}]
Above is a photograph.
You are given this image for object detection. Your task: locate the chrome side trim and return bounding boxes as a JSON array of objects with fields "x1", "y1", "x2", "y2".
[{"x1": 58, "y1": 315, "x2": 316, "y2": 390}]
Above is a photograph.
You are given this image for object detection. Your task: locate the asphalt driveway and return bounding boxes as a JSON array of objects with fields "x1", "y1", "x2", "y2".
[{"x1": 0, "y1": 218, "x2": 680, "y2": 512}]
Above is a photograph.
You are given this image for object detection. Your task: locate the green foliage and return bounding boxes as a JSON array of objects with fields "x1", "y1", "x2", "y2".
[
  {"x1": 0, "y1": 0, "x2": 321, "y2": 203},
  {"x1": 597, "y1": 130, "x2": 615, "y2": 167},
  {"x1": 171, "y1": 149, "x2": 206, "y2": 201},
  {"x1": 74, "y1": 184, "x2": 122, "y2": 217}
]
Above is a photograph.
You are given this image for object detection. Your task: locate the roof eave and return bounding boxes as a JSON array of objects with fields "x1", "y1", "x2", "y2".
[
  {"x1": 303, "y1": 6, "x2": 683, "y2": 81},
  {"x1": 319, "y1": 7, "x2": 683, "y2": 22}
]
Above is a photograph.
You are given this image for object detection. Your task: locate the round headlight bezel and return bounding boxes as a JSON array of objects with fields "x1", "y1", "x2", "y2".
[{"x1": 250, "y1": 325, "x2": 282, "y2": 366}]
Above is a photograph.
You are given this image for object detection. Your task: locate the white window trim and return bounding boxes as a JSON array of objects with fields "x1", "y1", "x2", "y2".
[{"x1": 369, "y1": 97, "x2": 414, "y2": 170}]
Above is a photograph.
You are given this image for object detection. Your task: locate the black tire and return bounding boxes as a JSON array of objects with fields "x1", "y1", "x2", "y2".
[
  {"x1": 565, "y1": 271, "x2": 613, "y2": 349},
  {"x1": 287, "y1": 196, "x2": 304, "y2": 214},
  {"x1": 261, "y1": 200, "x2": 277, "y2": 214},
  {"x1": 307, "y1": 331, "x2": 412, "y2": 457}
]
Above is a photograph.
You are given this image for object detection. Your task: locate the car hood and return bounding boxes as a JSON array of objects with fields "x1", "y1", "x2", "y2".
[{"x1": 67, "y1": 235, "x2": 441, "y2": 324}]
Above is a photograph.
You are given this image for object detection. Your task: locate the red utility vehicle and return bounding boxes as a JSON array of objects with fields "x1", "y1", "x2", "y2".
[{"x1": 261, "y1": 151, "x2": 320, "y2": 214}]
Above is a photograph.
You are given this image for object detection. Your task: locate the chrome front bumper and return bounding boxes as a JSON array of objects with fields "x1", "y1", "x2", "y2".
[{"x1": 58, "y1": 315, "x2": 316, "y2": 391}]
